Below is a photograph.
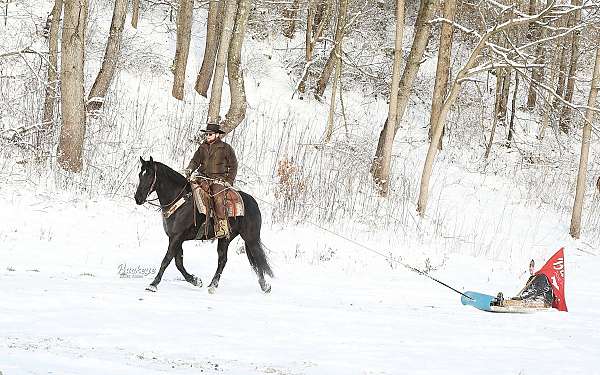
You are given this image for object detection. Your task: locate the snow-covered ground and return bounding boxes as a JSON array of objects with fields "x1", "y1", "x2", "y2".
[
  {"x1": 1, "y1": 179, "x2": 599, "y2": 375},
  {"x1": 2, "y1": 0, "x2": 600, "y2": 373}
]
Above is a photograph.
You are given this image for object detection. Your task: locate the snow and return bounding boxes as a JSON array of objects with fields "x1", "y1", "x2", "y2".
[
  {"x1": 2, "y1": 0, "x2": 600, "y2": 373},
  {"x1": 1, "y1": 177, "x2": 599, "y2": 374}
]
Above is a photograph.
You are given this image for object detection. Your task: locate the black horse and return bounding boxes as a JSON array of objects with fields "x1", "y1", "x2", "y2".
[{"x1": 134, "y1": 156, "x2": 273, "y2": 293}]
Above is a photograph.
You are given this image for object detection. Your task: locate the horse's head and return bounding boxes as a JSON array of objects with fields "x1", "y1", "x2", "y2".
[{"x1": 135, "y1": 156, "x2": 157, "y2": 205}]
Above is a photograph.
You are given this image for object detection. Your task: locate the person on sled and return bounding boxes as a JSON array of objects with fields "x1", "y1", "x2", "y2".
[
  {"x1": 492, "y1": 259, "x2": 554, "y2": 308},
  {"x1": 182, "y1": 121, "x2": 238, "y2": 239}
]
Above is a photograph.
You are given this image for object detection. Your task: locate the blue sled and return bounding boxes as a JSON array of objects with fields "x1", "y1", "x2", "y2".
[{"x1": 461, "y1": 291, "x2": 496, "y2": 312}]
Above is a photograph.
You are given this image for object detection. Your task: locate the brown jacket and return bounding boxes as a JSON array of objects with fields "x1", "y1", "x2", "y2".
[{"x1": 186, "y1": 138, "x2": 238, "y2": 184}]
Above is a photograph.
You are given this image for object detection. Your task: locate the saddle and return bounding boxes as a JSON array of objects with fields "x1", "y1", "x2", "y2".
[{"x1": 191, "y1": 183, "x2": 245, "y2": 218}]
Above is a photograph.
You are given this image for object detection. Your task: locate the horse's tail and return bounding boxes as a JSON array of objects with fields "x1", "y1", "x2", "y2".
[{"x1": 245, "y1": 239, "x2": 274, "y2": 278}]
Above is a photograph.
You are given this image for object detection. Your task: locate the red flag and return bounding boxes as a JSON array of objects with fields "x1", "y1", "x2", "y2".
[{"x1": 535, "y1": 248, "x2": 568, "y2": 312}]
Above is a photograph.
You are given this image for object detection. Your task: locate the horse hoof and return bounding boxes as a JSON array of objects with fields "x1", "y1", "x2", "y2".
[
  {"x1": 145, "y1": 285, "x2": 157, "y2": 292},
  {"x1": 208, "y1": 286, "x2": 217, "y2": 294},
  {"x1": 191, "y1": 276, "x2": 203, "y2": 288},
  {"x1": 261, "y1": 283, "x2": 271, "y2": 294}
]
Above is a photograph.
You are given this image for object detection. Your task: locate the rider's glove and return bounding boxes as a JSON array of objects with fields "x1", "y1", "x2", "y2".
[{"x1": 181, "y1": 168, "x2": 192, "y2": 178}]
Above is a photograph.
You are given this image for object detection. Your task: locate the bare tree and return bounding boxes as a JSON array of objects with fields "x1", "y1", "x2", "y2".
[
  {"x1": 373, "y1": 0, "x2": 405, "y2": 196},
  {"x1": 507, "y1": 72, "x2": 519, "y2": 145},
  {"x1": 42, "y1": 0, "x2": 63, "y2": 129},
  {"x1": 172, "y1": 0, "x2": 194, "y2": 100},
  {"x1": 297, "y1": 0, "x2": 331, "y2": 94},
  {"x1": 87, "y1": 0, "x2": 128, "y2": 112},
  {"x1": 195, "y1": 0, "x2": 224, "y2": 97},
  {"x1": 132, "y1": 0, "x2": 140, "y2": 28},
  {"x1": 58, "y1": 0, "x2": 88, "y2": 173},
  {"x1": 282, "y1": 0, "x2": 300, "y2": 38},
  {"x1": 314, "y1": 0, "x2": 347, "y2": 99},
  {"x1": 222, "y1": 0, "x2": 250, "y2": 133},
  {"x1": 559, "y1": 0, "x2": 582, "y2": 132},
  {"x1": 417, "y1": 1, "x2": 587, "y2": 215},
  {"x1": 207, "y1": 0, "x2": 237, "y2": 124},
  {"x1": 371, "y1": 0, "x2": 438, "y2": 175},
  {"x1": 323, "y1": 0, "x2": 348, "y2": 142},
  {"x1": 428, "y1": 0, "x2": 456, "y2": 150},
  {"x1": 570, "y1": 44, "x2": 600, "y2": 238}
]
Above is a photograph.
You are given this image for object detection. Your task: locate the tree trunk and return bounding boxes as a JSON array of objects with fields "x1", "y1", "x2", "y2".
[
  {"x1": 552, "y1": 28, "x2": 569, "y2": 116},
  {"x1": 282, "y1": 0, "x2": 300, "y2": 38},
  {"x1": 87, "y1": 0, "x2": 127, "y2": 112},
  {"x1": 297, "y1": 0, "x2": 316, "y2": 94},
  {"x1": 324, "y1": 0, "x2": 348, "y2": 142},
  {"x1": 417, "y1": 21, "x2": 502, "y2": 215},
  {"x1": 172, "y1": 0, "x2": 194, "y2": 100},
  {"x1": 58, "y1": 0, "x2": 87, "y2": 173},
  {"x1": 372, "y1": 0, "x2": 405, "y2": 196},
  {"x1": 428, "y1": 0, "x2": 456, "y2": 150},
  {"x1": 570, "y1": 45, "x2": 600, "y2": 239},
  {"x1": 538, "y1": 48, "x2": 560, "y2": 139},
  {"x1": 484, "y1": 68, "x2": 506, "y2": 159},
  {"x1": 42, "y1": 0, "x2": 63, "y2": 129},
  {"x1": 507, "y1": 72, "x2": 519, "y2": 145},
  {"x1": 195, "y1": 0, "x2": 224, "y2": 97},
  {"x1": 371, "y1": 0, "x2": 438, "y2": 174},
  {"x1": 207, "y1": 0, "x2": 237, "y2": 124},
  {"x1": 297, "y1": 0, "x2": 331, "y2": 95},
  {"x1": 558, "y1": 0, "x2": 582, "y2": 133},
  {"x1": 222, "y1": 0, "x2": 250, "y2": 133},
  {"x1": 315, "y1": 0, "x2": 348, "y2": 99},
  {"x1": 131, "y1": 0, "x2": 140, "y2": 28},
  {"x1": 526, "y1": 0, "x2": 546, "y2": 109}
]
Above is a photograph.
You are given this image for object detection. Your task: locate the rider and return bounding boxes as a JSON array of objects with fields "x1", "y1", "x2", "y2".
[
  {"x1": 493, "y1": 259, "x2": 554, "y2": 308},
  {"x1": 182, "y1": 121, "x2": 238, "y2": 238}
]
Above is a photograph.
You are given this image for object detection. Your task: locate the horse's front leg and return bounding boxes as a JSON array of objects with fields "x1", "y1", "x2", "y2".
[
  {"x1": 207, "y1": 238, "x2": 230, "y2": 293},
  {"x1": 174, "y1": 243, "x2": 202, "y2": 288},
  {"x1": 146, "y1": 238, "x2": 176, "y2": 292}
]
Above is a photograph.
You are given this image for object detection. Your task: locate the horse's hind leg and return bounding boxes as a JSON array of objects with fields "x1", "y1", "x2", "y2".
[
  {"x1": 245, "y1": 240, "x2": 271, "y2": 293},
  {"x1": 146, "y1": 237, "x2": 177, "y2": 292},
  {"x1": 174, "y1": 243, "x2": 202, "y2": 287},
  {"x1": 207, "y1": 238, "x2": 230, "y2": 293}
]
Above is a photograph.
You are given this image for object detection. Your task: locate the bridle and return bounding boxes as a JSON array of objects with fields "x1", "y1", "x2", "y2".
[{"x1": 141, "y1": 164, "x2": 189, "y2": 210}]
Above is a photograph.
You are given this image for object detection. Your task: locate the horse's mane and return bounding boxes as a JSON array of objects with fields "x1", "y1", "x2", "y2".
[{"x1": 155, "y1": 161, "x2": 189, "y2": 188}]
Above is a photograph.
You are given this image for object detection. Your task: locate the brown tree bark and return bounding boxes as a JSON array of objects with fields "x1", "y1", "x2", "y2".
[
  {"x1": 507, "y1": 72, "x2": 519, "y2": 145},
  {"x1": 132, "y1": 0, "x2": 140, "y2": 28},
  {"x1": 42, "y1": 0, "x2": 63, "y2": 129},
  {"x1": 315, "y1": 0, "x2": 348, "y2": 99},
  {"x1": 428, "y1": 0, "x2": 456, "y2": 150},
  {"x1": 372, "y1": 0, "x2": 405, "y2": 196},
  {"x1": 195, "y1": 0, "x2": 224, "y2": 97},
  {"x1": 282, "y1": 0, "x2": 300, "y2": 39},
  {"x1": 207, "y1": 0, "x2": 237, "y2": 124},
  {"x1": 172, "y1": 0, "x2": 194, "y2": 100},
  {"x1": 559, "y1": 0, "x2": 582, "y2": 133},
  {"x1": 87, "y1": 0, "x2": 128, "y2": 112},
  {"x1": 570, "y1": 44, "x2": 600, "y2": 238},
  {"x1": 371, "y1": 0, "x2": 438, "y2": 175},
  {"x1": 58, "y1": 0, "x2": 88, "y2": 173},
  {"x1": 297, "y1": 0, "x2": 331, "y2": 94},
  {"x1": 222, "y1": 0, "x2": 250, "y2": 133},
  {"x1": 324, "y1": 0, "x2": 348, "y2": 142}
]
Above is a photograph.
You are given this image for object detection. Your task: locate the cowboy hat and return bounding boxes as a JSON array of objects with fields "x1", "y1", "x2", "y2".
[{"x1": 201, "y1": 122, "x2": 225, "y2": 134}]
